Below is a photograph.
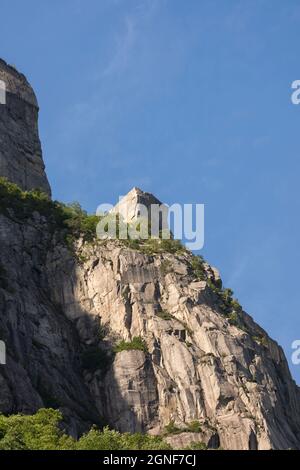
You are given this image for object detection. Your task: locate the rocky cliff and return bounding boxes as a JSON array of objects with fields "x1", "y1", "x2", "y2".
[
  {"x1": 0, "y1": 59, "x2": 51, "y2": 196},
  {"x1": 0, "y1": 61, "x2": 300, "y2": 450}
]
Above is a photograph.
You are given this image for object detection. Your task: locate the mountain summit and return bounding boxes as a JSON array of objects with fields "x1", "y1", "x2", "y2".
[
  {"x1": 111, "y1": 187, "x2": 169, "y2": 234},
  {"x1": 0, "y1": 58, "x2": 51, "y2": 196}
]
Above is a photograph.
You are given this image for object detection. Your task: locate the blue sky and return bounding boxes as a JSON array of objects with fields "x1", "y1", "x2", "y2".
[{"x1": 1, "y1": 0, "x2": 300, "y2": 382}]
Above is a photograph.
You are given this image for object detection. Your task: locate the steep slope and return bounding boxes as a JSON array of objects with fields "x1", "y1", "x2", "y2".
[
  {"x1": 0, "y1": 61, "x2": 300, "y2": 450},
  {"x1": 0, "y1": 59, "x2": 51, "y2": 196},
  {"x1": 0, "y1": 194, "x2": 300, "y2": 449},
  {"x1": 50, "y1": 237, "x2": 300, "y2": 450}
]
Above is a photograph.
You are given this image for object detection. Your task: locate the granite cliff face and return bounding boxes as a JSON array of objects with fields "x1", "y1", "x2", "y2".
[
  {"x1": 111, "y1": 187, "x2": 169, "y2": 235},
  {"x1": 0, "y1": 59, "x2": 51, "y2": 196},
  {"x1": 0, "y1": 61, "x2": 300, "y2": 450}
]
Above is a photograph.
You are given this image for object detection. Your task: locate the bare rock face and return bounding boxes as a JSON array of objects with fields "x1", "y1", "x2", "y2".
[
  {"x1": 51, "y1": 238, "x2": 300, "y2": 450},
  {"x1": 1, "y1": 199, "x2": 300, "y2": 448},
  {"x1": 111, "y1": 187, "x2": 169, "y2": 235},
  {"x1": 0, "y1": 213, "x2": 101, "y2": 436},
  {"x1": 0, "y1": 59, "x2": 51, "y2": 196},
  {"x1": 1, "y1": 64, "x2": 300, "y2": 449}
]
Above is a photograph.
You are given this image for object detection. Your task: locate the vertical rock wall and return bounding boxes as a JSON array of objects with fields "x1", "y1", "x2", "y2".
[{"x1": 0, "y1": 59, "x2": 51, "y2": 196}]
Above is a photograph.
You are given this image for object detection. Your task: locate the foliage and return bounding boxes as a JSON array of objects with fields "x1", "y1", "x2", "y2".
[
  {"x1": 206, "y1": 278, "x2": 243, "y2": 320},
  {"x1": 227, "y1": 311, "x2": 239, "y2": 325},
  {"x1": 77, "y1": 426, "x2": 171, "y2": 450},
  {"x1": 159, "y1": 239, "x2": 185, "y2": 254},
  {"x1": 0, "y1": 178, "x2": 249, "y2": 333},
  {"x1": 188, "y1": 254, "x2": 245, "y2": 331},
  {"x1": 160, "y1": 260, "x2": 173, "y2": 275},
  {"x1": 218, "y1": 288, "x2": 242, "y2": 315},
  {"x1": 164, "y1": 420, "x2": 202, "y2": 436},
  {"x1": 186, "y1": 420, "x2": 202, "y2": 433},
  {"x1": 0, "y1": 178, "x2": 187, "y2": 256},
  {"x1": 0, "y1": 177, "x2": 101, "y2": 246},
  {"x1": 114, "y1": 336, "x2": 148, "y2": 354},
  {"x1": 0, "y1": 409, "x2": 171, "y2": 450},
  {"x1": 61, "y1": 202, "x2": 100, "y2": 242},
  {"x1": 156, "y1": 310, "x2": 173, "y2": 321},
  {"x1": 190, "y1": 255, "x2": 206, "y2": 280},
  {"x1": 127, "y1": 237, "x2": 185, "y2": 256},
  {"x1": 252, "y1": 335, "x2": 268, "y2": 347},
  {"x1": 163, "y1": 420, "x2": 182, "y2": 435},
  {"x1": 184, "y1": 441, "x2": 207, "y2": 450},
  {"x1": 230, "y1": 299, "x2": 242, "y2": 312},
  {"x1": 124, "y1": 239, "x2": 141, "y2": 250},
  {"x1": 0, "y1": 409, "x2": 75, "y2": 450},
  {"x1": 98, "y1": 323, "x2": 107, "y2": 341}
]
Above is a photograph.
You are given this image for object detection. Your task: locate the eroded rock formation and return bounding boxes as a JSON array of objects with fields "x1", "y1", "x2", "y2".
[
  {"x1": 0, "y1": 59, "x2": 51, "y2": 196},
  {"x1": 0, "y1": 61, "x2": 300, "y2": 449}
]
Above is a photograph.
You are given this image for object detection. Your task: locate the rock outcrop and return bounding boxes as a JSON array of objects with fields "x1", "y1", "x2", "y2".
[
  {"x1": 0, "y1": 61, "x2": 300, "y2": 450},
  {"x1": 1, "y1": 206, "x2": 300, "y2": 448},
  {"x1": 0, "y1": 59, "x2": 51, "y2": 196},
  {"x1": 111, "y1": 187, "x2": 169, "y2": 235}
]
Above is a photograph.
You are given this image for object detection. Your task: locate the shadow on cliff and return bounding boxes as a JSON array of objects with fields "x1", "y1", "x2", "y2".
[{"x1": 43, "y1": 245, "x2": 159, "y2": 436}]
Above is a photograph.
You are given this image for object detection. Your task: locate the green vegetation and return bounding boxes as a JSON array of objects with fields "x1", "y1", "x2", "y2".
[
  {"x1": 156, "y1": 310, "x2": 173, "y2": 321},
  {"x1": 97, "y1": 212, "x2": 185, "y2": 255},
  {"x1": 206, "y1": 278, "x2": 244, "y2": 324},
  {"x1": 77, "y1": 427, "x2": 171, "y2": 450},
  {"x1": 164, "y1": 420, "x2": 202, "y2": 435},
  {"x1": 0, "y1": 177, "x2": 101, "y2": 246},
  {"x1": 0, "y1": 409, "x2": 74, "y2": 450},
  {"x1": 252, "y1": 335, "x2": 268, "y2": 347},
  {"x1": 98, "y1": 323, "x2": 107, "y2": 341},
  {"x1": 125, "y1": 237, "x2": 185, "y2": 256},
  {"x1": 157, "y1": 239, "x2": 185, "y2": 254},
  {"x1": 190, "y1": 255, "x2": 206, "y2": 280},
  {"x1": 0, "y1": 178, "x2": 249, "y2": 335},
  {"x1": 227, "y1": 311, "x2": 239, "y2": 325},
  {"x1": 188, "y1": 254, "x2": 245, "y2": 330},
  {"x1": 124, "y1": 239, "x2": 141, "y2": 250},
  {"x1": 114, "y1": 336, "x2": 148, "y2": 354},
  {"x1": 0, "y1": 409, "x2": 171, "y2": 450},
  {"x1": 164, "y1": 420, "x2": 182, "y2": 435},
  {"x1": 227, "y1": 311, "x2": 248, "y2": 332},
  {"x1": 186, "y1": 420, "x2": 202, "y2": 433},
  {"x1": 160, "y1": 259, "x2": 173, "y2": 275},
  {"x1": 185, "y1": 441, "x2": 207, "y2": 450},
  {"x1": 0, "y1": 178, "x2": 186, "y2": 256},
  {"x1": 61, "y1": 202, "x2": 100, "y2": 243},
  {"x1": 219, "y1": 288, "x2": 242, "y2": 315}
]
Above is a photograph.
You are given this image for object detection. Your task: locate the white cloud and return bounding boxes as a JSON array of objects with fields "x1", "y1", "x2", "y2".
[
  {"x1": 102, "y1": 15, "x2": 137, "y2": 77},
  {"x1": 102, "y1": 0, "x2": 161, "y2": 77}
]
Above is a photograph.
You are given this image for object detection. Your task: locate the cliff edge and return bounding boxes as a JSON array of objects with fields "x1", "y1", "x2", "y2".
[{"x1": 0, "y1": 59, "x2": 51, "y2": 196}]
